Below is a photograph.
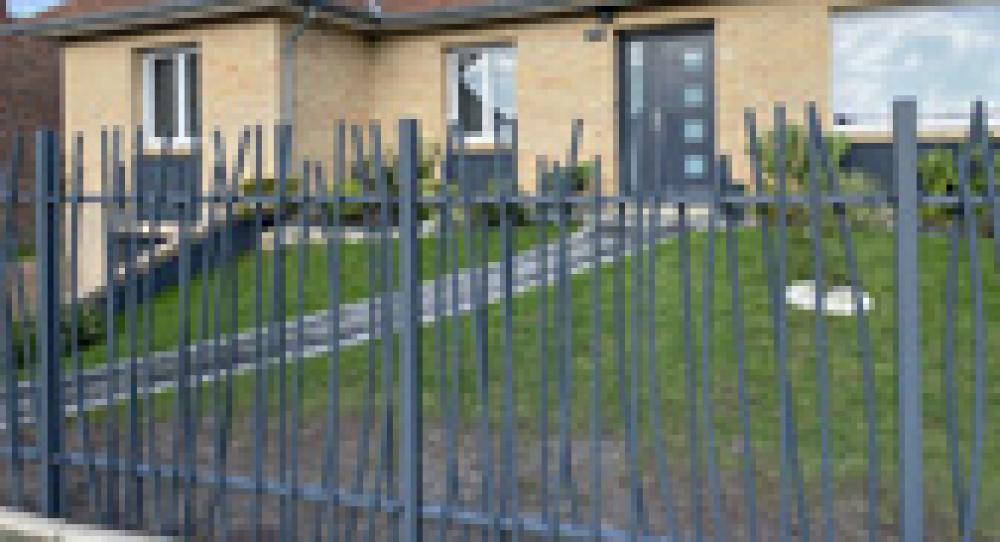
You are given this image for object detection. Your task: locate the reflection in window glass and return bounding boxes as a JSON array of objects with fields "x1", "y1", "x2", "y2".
[
  {"x1": 684, "y1": 154, "x2": 706, "y2": 179},
  {"x1": 832, "y1": 6, "x2": 1000, "y2": 128},
  {"x1": 684, "y1": 85, "x2": 704, "y2": 107},
  {"x1": 448, "y1": 47, "x2": 517, "y2": 143},
  {"x1": 629, "y1": 41, "x2": 644, "y2": 116},
  {"x1": 683, "y1": 48, "x2": 703, "y2": 72},
  {"x1": 684, "y1": 119, "x2": 704, "y2": 143}
]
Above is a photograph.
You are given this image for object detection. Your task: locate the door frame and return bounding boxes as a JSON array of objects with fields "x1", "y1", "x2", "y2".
[{"x1": 616, "y1": 22, "x2": 716, "y2": 195}]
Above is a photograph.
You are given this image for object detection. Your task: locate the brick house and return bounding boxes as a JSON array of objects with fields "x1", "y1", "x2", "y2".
[
  {"x1": 0, "y1": 0, "x2": 60, "y2": 247},
  {"x1": 2, "y1": 0, "x2": 997, "y2": 296}
]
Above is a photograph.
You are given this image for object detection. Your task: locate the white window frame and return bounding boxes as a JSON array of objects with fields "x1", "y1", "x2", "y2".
[
  {"x1": 446, "y1": 46, "x2": 515, "y2": 145},
  {"x1": 142, "y1": 47, "x2": 199, "y2": 149}
]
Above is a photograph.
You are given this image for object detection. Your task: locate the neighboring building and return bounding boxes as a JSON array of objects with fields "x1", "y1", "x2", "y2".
[
  {"x1": 2, "y1": 0, "x2": 998, "y2": 295},
  {"x1": 0, "y1": 0, "x2": 60, "y2": 247}
]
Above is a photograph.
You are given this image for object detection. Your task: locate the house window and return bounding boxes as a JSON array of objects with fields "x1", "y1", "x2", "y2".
[
  {"x1": 446, "y1": 46, "x2": 516, "y2": 144},
  {"x1": 832, "y1": 6, "x2": 1000, "y2": 131},
  {"x1": 142, "y1": 48, "x2": 200, "y2": 147}
]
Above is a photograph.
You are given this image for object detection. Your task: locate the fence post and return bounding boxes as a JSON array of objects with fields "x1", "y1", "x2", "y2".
[
  {"x1": 398, "y1": 119, "x2": 423, "y2": 541},
  {"x1": 35, "y1": 129, "x2": 63, "y2": 517},
  {"x1": 893, "y1": 98, "x2": 922, "y2": 541}
]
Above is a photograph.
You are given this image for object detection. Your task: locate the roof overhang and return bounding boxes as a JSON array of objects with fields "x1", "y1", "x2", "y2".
[{"x1": 0, "y1": 0, "x2": 639, "y2": 39}]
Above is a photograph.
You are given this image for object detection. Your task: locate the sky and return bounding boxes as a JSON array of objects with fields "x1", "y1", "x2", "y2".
[
  {"x1": 832, "y1": 5, "x2": 1000, "y2": 123},
  {"x1": 8, "y1": 0, "x2": 63, "y2": 16}
]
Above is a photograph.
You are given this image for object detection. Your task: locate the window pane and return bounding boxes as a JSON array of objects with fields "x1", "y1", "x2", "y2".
[
  {"x1": 684, "y1": 154, "x2": 705, "y2": 179},
  {"x1": 186, "y1": 53, "x2": 200, "y2": 137},
  {"x1": 683, "y1": 48, "x2": 704, "y2": 72},
  {"x1": 153, "y1": 57, "x2": 176, "y2": 139},
  {"x1": 833, "y1": 6, "x2": 1000, "y2": 128},
  {"x1": 684, "y1": 118, "x2": 704, "y2": 143},
  {"x1": 629, "y1": 42, "x2": 644, "y2": 116},
  {"x1": 457, "y1": 52, "x2": 485, "y2": 135},
  {"x1": 490, "y1": 48, "x2": 516, "y2": 142},
  {"x1": 684, "y1": 85, "x2": 704, "y2": 108}
]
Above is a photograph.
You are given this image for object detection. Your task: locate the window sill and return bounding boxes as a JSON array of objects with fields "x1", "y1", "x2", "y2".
[{"x1": 143, "y1": 138, "x2": 201, "y2": 155}]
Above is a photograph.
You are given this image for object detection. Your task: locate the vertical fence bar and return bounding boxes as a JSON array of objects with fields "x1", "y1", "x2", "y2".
[
  {"x1": 399, "y1": 119, "x2": 423, "y2": 542},
  {"x1": 960, "y1": 110, "x2": 986, "y2": 542},
  {"x1": 646, "y1": 124, "x2": 679, "y2": 540},
  {"x1": 435, "y1": 127, "x2": 451, "y2": 542},
  {"x1": 36, "y1": 128, "x2": 63, "y2": 518},
  {"x1": 627, "y1": 122, "x2": 646, "y2": 538},
  {"x1": 702, "y1": 156, "x2": 726, "y2": 541},
  {"x1": 323, "y1": 122, "x2": 345, "y2": 542},
  {"x1": 724, "y1": 148, "x2": 757, "y2": 542},
  {"x1": 126, "y1": 128, "x2": 141, "y2": 529},
  {"x1": 275, "y1": 124, "x2": 290, "y2": 539},
  {"x1": 452, "y1": 128, "x2": 467, "y2": 542},
  {"x1": 500, "y1": 117, "x2": 519, "y2": 541},
  {"x1": 369, "y1": 121, "x2": 397, "y2": 542},
  {"x1": 209, "y1": 131, "x2": 226, "y2": 539},
  {"x1": 444, "y1": 124, "x2": 460, "y2": 540},
  {"x1": 893, "y1": 98, "x2": 922, "y2": 542},
  {"x1": 771, "y1": 105, "x2": 792, "y2": 541},
  {"x1": 589, "y1": 156, "x2": 603, "y2": 541},
  {"x1": 105, "y1": 128, "x2": 120, "y2": 527},
  {"x1": 624, "y1": 114, "x2": 645, "y2": 542},
  {"x1": 942, "y1": 193, "x2": 962, "y2": 535},
  {"x1": 806, "y1": 103, "x2": 834, "y2": 542},
  {"x1": 678, "y1": 167, "x2": 700, "y2": 541},
  {"x1": 252, "y1": 124, "x2": 266, "y2": 542},
  {"x1": 534, "y1": 156, "x2": 551, "y2": 534},
  {"x1": 346, "y1": 123, "x2": 373, "y2": 542},
  {"x1": 291, "y1": 157, "x2": 310, "y2": 542}
]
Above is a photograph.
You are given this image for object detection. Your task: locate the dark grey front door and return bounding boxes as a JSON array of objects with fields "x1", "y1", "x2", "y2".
[{"x1": 619, "y1": 25, "x2": 715, "y2": 195}]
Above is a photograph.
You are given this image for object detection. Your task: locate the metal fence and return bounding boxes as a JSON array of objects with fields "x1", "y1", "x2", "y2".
[{"x1": 0, "y1": 99, "x2": 998, "y2": 541}]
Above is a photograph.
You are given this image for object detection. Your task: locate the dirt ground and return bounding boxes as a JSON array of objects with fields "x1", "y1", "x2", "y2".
[{"x1": 0, "y1": 411, "x2": 957, "y2": 540}]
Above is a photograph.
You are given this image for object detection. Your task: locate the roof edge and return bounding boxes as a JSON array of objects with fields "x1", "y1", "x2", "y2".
[
  {"x1": 2, "y1": 0, "x2": 636, "y2": 39},
  {"x1": 0, "y1": 0, "x2": 308, "y2": 38}
]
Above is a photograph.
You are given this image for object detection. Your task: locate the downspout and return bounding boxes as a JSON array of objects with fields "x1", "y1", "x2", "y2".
[{"x1": 281, "y1": 2, "x2": 318, "y2": 128}]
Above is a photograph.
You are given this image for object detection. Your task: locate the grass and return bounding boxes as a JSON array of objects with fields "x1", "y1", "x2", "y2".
[
  {"x1": 75, "y1": 222, "x2": 560, "y2": 369},
  {"x1": 82, "y1": 221, "x2": 1000, "y2": 536}
]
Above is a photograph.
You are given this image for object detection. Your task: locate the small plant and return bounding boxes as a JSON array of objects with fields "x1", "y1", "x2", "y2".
[
  {"x1": 917, "y1": 147, "x2": 992, "y2": 230},
  {"x1": 750, "y1": 124, "x2": 854, "y2": 284},
  {"x1": 236, "y1": 177, "x2": 302, "y2": 219},
  {"x1": 9, "y1": 303, "x2": 106, "y2": 371},
  {"x1": 538, "y1": 162, "x2": 595, "y2": 221}
]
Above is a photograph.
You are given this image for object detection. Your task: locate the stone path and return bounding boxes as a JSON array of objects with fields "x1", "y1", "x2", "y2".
[{"x1": 1, "y1": 212, "x2": 715, "y2": 430}]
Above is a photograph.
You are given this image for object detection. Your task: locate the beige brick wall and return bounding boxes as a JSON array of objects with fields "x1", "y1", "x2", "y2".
[
  {"x1": 59, "y1": 1, "x2": 857, "y2": 294},
  {"x1": 363, "y1": 2, "x2": 832, "y2": 192},
  {"x1": 291, "y1": 22, "x2": 371, "y2": 178},
  {"x1": 62, "y1": 17, "x2": 283, "y2": 295}
]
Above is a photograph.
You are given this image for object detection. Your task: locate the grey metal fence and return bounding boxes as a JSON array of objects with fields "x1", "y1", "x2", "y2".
[{"x1": 0, "y1": 99, "x2": 998, "y2": 540}]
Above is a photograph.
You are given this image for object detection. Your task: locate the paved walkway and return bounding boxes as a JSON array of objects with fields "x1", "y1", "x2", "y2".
[{"x1": 1, "y1": 213, "x2": 715, "y2": 429}]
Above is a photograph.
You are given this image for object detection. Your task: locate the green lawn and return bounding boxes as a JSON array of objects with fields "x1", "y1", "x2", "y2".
[
  {"x1": 76, "y1": 223, "x2": 558, "y2": 368},
  {"x1": 87, "y1": 224, "x2": 1000, "y2": 535}
]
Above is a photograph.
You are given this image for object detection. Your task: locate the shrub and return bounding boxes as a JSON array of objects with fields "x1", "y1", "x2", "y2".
[
  {"x1": 750, "y1": 124, "x2": 856, "y2": 283},
  {"x1": 917, "y1": 147, "x2": 991, "y2": 229},
  {"x1": 236, "y1": 177, "x2": 302, "y2": 219},
  {"x1": 755, "y1": 124, "x2": 852, "y2": 196},
  {"x1": 9, "y1": 303, "x2": 106, "y2": 371}
]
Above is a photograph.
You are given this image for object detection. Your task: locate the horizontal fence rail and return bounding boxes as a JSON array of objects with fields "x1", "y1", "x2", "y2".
[{"x1": 0, "y1": 100, "x2": 998, "y2": 540}]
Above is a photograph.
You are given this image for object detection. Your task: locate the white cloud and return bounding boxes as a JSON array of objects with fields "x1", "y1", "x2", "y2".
[{"x1": 833, "y1": 5, "x2": 1000, "y2": 123}]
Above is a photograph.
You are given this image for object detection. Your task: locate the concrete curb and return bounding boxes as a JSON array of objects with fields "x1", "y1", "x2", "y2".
[{"x1": 0, "y1": 508, "x2": 167, "y2": 541}]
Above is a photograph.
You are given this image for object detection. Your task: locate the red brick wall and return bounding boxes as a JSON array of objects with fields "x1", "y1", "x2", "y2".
[{"x1": 0, "y1": 8, "x2": 60, "y2": 247}]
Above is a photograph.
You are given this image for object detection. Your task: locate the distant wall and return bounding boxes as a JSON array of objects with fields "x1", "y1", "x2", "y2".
[{"x1": 0, "y1": 19, "x2": 61, "y2": 248}]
